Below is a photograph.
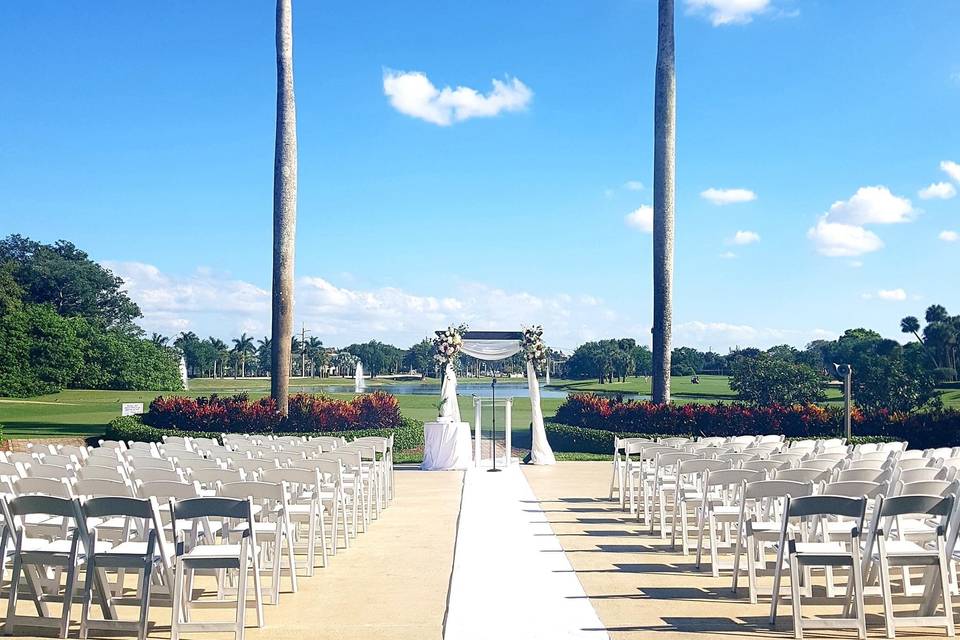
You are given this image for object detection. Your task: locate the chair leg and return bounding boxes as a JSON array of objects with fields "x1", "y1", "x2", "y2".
[
  {"x1": 79, "y1": 557, "x2": 96, "y2": 640},
  {"x1": 318, "y1": 508, "x2": 329, "y2": 568},
  {"x1": 250, "y1": 540, "x2": 264, "y2": 628},
  {"x1": 58, "y1": 555, "x2": 79, "y2": 638},
  {"x1": 138, "y1": 562, "x2": 154, "y2": 640},
  {"x1": 696, "y1": 507, "x2": 707, "y2": 570},
  {"x1": 940, "y1": 552, "x2": 956, "y2": 638},
  {"x1": 789, "y1": 560, "x2": 803, "y2": 640},
  {"x1": 171, "y1": 560, "x2": 184, "y2": 640},
  {"x1": 769, "y1": 544, "x2": 785, "y2": 626},
  {"x1": 236, "y1": 545, "x2": 248, "y2": 640},
  {"x1": 877, "y1": 555, "x2": 895, "y2": 639},
  {"x1": 709, "y1": 513, "x2": 721, "y2": 577},
  {"x1": 285, "y1": 526, "x2": 298, "y2": 592},
  {"x1": 5, "y1": 550, "x2": 24, "y2": 635},
  {"x1": 852, "y1": 560, "x2": 866, "y2": 640}
]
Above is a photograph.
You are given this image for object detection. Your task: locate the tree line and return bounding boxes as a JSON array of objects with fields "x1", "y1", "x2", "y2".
[{"x1": 0, "y1": 235, "x2": 182, "y2": 396}]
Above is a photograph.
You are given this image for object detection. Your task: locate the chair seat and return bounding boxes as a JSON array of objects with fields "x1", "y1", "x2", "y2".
[
  {"x1": 183, "y1": 544, "x2": 242, "y2": 560},
  {"x1": 712, "y1": 505, "x2": 741, "y2": 515},
  {"x1": 795, "y1": 542, "x2": 848, "y2": 554},
  {"x1": 875, "y1": 540, "x2": 936, "y2": 557}
]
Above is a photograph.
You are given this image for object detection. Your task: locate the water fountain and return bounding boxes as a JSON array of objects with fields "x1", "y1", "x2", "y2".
[
  {"x1": 354, "y1": 361, "x2": 366, "y2": 393},
  {"x1": 179, "y1": 356, "x2": 190, "y2": 391}
]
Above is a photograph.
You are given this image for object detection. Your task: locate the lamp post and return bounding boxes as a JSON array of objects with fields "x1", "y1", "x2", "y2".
[
  {"x1": 488, "y1": 376, "x2": 501, "y2": 472},
  {"x1": 833, "y1": 363, "x2": 853, "y2": 441}
]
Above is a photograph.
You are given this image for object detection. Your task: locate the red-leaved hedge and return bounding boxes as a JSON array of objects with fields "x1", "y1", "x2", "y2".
[
  {"x1": 143, "y1": 391, "x2": 404, "y2": 434},
  {"x1": 553, "y1": 393, "x2": 960, "y2": 449}
]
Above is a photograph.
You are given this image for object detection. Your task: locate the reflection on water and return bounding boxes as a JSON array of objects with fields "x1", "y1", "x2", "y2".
[{"x1": 297, "y1": 382, "x2": 649, "y2": 401}]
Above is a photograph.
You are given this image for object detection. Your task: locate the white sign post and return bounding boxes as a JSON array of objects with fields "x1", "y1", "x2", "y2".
[{"x1": 121, "y1": 403, "x2": 144, "y2": 417}]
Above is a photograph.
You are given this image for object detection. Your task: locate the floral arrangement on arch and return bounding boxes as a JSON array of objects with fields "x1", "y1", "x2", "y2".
[
  {"x1": 433, "y1": 324, "x2": 467, "y2": 369},
  {"x1": 522, "y1": 325, "x2": 547, "y2": 368}
]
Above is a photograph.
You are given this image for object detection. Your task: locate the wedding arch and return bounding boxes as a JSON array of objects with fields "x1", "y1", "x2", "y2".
[{"x1": 435, "y1": 327, "x2": 555, "y2": 466}]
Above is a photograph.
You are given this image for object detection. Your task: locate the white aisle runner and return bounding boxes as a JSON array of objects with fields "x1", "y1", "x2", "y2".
[{"x1": 444, "y1": 466, "x2": 609, "y2": 640}]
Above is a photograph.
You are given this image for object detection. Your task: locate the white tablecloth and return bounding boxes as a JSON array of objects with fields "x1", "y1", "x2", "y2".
[{"x1": 421, "y1": 420, "x2": 472, "y2": 470}]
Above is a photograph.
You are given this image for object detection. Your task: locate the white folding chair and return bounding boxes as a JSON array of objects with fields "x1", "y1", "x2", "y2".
[
  {"x1": 860, "y1": 494, "x2": 955, "y2": 639},
  {"x1": 169, "y1": 497, "x2": 263, "y2": 640},
  {"x1": 260, "y1": 467, "x2": 329, "y2": 573},
  {"x1": 695, "y1": 468, "x2": 761, "y2": 576},
  {"x1": 769, "y1": 494, "x2": 868, "y2": 639}
]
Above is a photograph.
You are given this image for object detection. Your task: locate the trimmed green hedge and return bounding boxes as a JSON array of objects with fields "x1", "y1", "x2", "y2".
[
  {"x1": 107, "y1": 415, "x2": 425, "y2": 451},
  {"x1": 544, "y1": 422, "x2": 895, "y2": 455}
]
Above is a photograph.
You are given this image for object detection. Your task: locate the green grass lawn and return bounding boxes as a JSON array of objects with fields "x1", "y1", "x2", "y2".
[
  {"x1": 1, "y1": 374, "x2": 955, "y2": 441},
  {"x1": 0, "y1": 384, "x2": 564, "y2": 442}
]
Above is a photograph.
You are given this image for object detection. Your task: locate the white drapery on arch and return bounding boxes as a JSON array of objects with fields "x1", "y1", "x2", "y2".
[{"x1": 439, "y1": 330, "x2": 555, "y2": 465}]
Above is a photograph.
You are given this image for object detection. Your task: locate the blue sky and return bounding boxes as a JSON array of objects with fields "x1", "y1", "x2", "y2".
[{"x1": 1, "y1": 0, "x2": 957, "y2": 352}]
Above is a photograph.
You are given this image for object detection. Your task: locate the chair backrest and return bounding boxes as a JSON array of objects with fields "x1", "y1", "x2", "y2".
[
  {"x1": 767, "y1": 452, "x2": 805, "y2": 466},
  {"x1": 229, "y1": 458, "x2": 278, "y2": 478},
  {"x1": 895, "y1": 467, "x2": 945, "y2": 485},
  {"x1": 925, "y1": 448, "x2": 954, "y2": 459},
  {"x1": 659, "y1": 437, "x2": 691, "y2": 447},
  {"x1": 136, "y1": 479, "x2": 201, "y2": 501},
  {"x1": 742, "y1": 459, "x2": 788, "y2": 475},
  {"x1": 821, "y1": 480, "x2": 885, "y2": 499},
  {"x1": 878, "y1": 493, "x2": 954, "y2": 520},
  {"x1": 697, "y1": 437, "x2": 725, "y2": 447},
  {"x1": 786, "y1": 494, "x2": 867, "y2": 521},
  {"x1": 895, "y1": 457, "x2": 933, "y2": 471},
  {"x1": 0, "y1": 460, "x2": 25, "y2": 480},
  {"x1": 219, "y1": 480, "x2": 285, "y2": 505},
  {"x1": 677, "y1": 458, "x2": 730, "y2": 479},
  {"x1": 799, "y1": 458, "x2": 842, "y2": 472},
  {"x1": 27, "y1": 463, "x2": 73, "y2": 480},
  {"x1": 74, "y1": 478, "x2": 135, "y2": 499},
  {"x1": 789, "y1": 439, "x2": 818, "y2": 451},
  {"x1": 77, "y1": 464, "x2": 127, "y2": 483},
  {"x1": 744, "y1": 479, "x2": 815, "y2": 501},
  {"x1": 14, "y1": 476, "x2": 74, "y2": 498},
  {"x1": 896, "y1": 479, "x2": 956, "y2": 497},
  {"x1": 126, "y1": 456, "x2": 175, "y2": 471},
  {"x1": 757, "y1": 434, "x2": 785, "y2": 444},
  {"x1": 170, "y1": 496, "x2": 254, "y2": 523},
  {"x1": 8, "y1": 494, "x2": 81, "y2": 520},
  {"x1": 833, "y1": 467, "x2": 892, "y2": 485},
  {"x1": 179, "y1": 458, "x2": 222, "y2": 473},
  {"x1": 704, "y1": 468, "x2": 761, "y2": 489},
  {"x1": 187, "y1": 467, "x2": 243, "y2": 488},
  {"x1": 39, "y1": 453, "x2": 79, "y2": 467},
  {"x1": 773, "y1": 467, "x2": 831, "y2": 484},
  {"x1": 131, "y1": 467, "x2": 184, "y2": 484},
  {"x1": 260, "y1": 467, "x2": 319, "y2": 493},
  {"x1": 843, "y1": 458, "x2": 893, "y2": 471},
  {"x1": 897, "y1": 449, "x2": 924, "y2": 460},
  {"x1": 717, "y1": 452, "x2": 760, "y2": 467}
]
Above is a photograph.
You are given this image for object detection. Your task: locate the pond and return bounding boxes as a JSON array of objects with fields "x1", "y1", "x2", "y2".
[{"x1": 303, "y1": 382, "x2": 649, "y2": 401}]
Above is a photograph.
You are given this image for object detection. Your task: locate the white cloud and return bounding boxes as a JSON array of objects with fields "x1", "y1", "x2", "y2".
[
  {"x1": 719, "y1": 251, "x2": 737, "y2": 259},
  {"x1": 730, "y1": 230, "x2": 760, "y2": 245},
  {"x1": 685, "y1": 0, "x2": 770, "y2": 25},
  {"x1": 919, "y1": 182, "x2": 957, "y2": 200},
  {"x1": 382, "y1": 70, "x2": 532, "y2": 126},
  {"x1": 700, "y1": 187, "x2": 757, "y2": 205},
  {"x1": 625, "y1": 205, "x2": 653, "y2": 233},
  {"x1": 807, "y1": 185, "x2": 915, "y2": 257},
  {"x1": 848, "y1": 260, "x2": 863, "y2": 268},
  {"x1": 107, "y1": 261, "x2": 637, "y2": 349},
  {"x1": 825, "y1": 186, "x2": 915, "y2": 225},
  {"x1": 941, "y1": 160, "x2": 960, "y2": 184},
  {"x1": 940, "y1": 230, "x2": 959, "y2": 242},
  {"x1": 674, "y1": 321, "x2": 834, "y2": 350},
  {"x1": 806, "y1": 218, "x2": 884, "y2": 257},
  {"x1": 623, "y1": 180, "x2": 644, "y2": 191},
  {"x1": 861, "y1": 289, "x2": 907, "y2": 302}
]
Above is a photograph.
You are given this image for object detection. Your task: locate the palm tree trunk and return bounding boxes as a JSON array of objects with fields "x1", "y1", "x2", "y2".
[
  {"x1": 270, "y1": 0, "x2": 298, "y2": 415},
  {"x1": 652, "y1": 0, "x2": 676, "y2": 405}
]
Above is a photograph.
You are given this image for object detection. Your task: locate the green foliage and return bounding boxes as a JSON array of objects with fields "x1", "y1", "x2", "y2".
[
  {"x1": 730, "y1": 352, "x2": 825, "y2": 406},
  {"x1": 403, "y1": 338, "x2": 435, "y2": 376},
  {"x1": 0, "y1": 302, "x2": 85, "y2": 396},
  {"x1": 0, "y1": 235, "x2": 141, "y2": 329},
  {"x1": 343, "y1": 340, "x2": 405, "y2": 376},
  {"x1": 566, "y1": 339, "x2": 642, "y2": 383},
  {"x1": 934, "y1": 367, "x2": 958, "y2": 383},
  {"x1": 107, "y1": 415, "x2": 424, "y2": 451}
]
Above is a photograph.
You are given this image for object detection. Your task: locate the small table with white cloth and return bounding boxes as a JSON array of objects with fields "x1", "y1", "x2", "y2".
[{"x1": 421, "y1": 420, "x2": 473, "y2": 470}]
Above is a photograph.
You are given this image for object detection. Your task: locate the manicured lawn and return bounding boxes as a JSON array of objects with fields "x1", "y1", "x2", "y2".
[
  {"x1": 0, "y1": 384, "x2": 564, "y2": 441},
  {"x1": 1, "y1": 375, "x2": 955, "y2": 441}
]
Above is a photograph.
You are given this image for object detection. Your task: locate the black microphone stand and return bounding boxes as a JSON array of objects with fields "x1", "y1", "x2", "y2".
[{"x1": 487, "y1": 375, "x2": 501, "y2": 472}]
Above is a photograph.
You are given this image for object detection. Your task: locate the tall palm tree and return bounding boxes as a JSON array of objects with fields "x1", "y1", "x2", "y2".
[
  {"x1": 900, "y1": 316, "x2": 938, "y2": 367},
  {"x1": 257, "y1": 336, "x2": 272, "y2": 375},
  {"x1": 209, "y1": 337, "x2": 229, "y2": 378},
  {"x1": 305, "y1": 336, "x2": 324, "y2": 376},
  {"x1": 150, "y1": 333, "x2": 169, "y2": 348},
  {"x1": 271, "y1": 0, "x2": 298, "y2": 414},
  {"x1": 652, "y1": 0, "x2": 676, "y2": 405},
  {"x1": 232, "y1": 333, "x2": 255, "y2": 378}
]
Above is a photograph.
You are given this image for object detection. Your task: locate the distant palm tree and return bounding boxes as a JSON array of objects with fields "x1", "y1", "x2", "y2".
[
  {"x1": 209, "y1": 337, "x2": 229, "y2": 378},
  {"x1": 257, "y1": 336, "x2": 272, "y2": 375},
  {"x1": 305, "y1": 336, "x2": 324, "y2": 376},
  {"x1": 232, "y1": 333, "x2": 255, "y2": 378},
  {"x1": 652, "y1": 0, "x2": 676, "y2": 405},
  {"x1": 150, "y1": 333, "x2": 169, "y2": 348},
  {"x1": 270, "y1": 0, "x2": 298, "y2": 414}
]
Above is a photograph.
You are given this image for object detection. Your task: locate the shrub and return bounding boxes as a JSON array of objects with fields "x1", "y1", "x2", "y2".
[
  {"x1": 553, "y1": 393, "x2": 960, "y2": 449},
  {"x1": 108, "y1": 414, "x2": 424, "y2": 451},
  {"x1": 730, "y1": 352, "x2": 825, "y2": 406},
  {"x1": 142, "y1": 391, "x2": 405, "y2": 435}
]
